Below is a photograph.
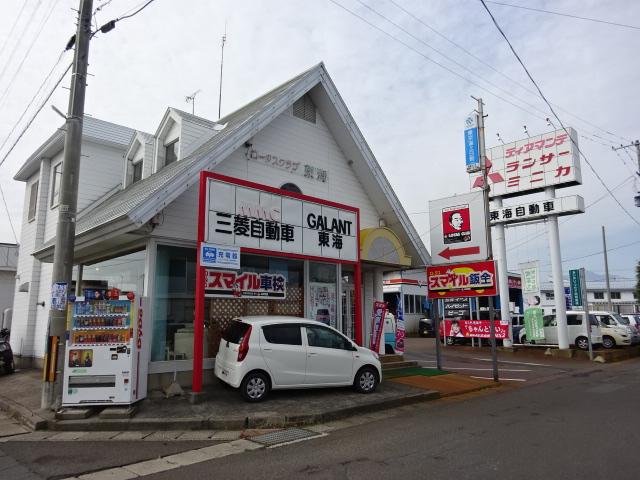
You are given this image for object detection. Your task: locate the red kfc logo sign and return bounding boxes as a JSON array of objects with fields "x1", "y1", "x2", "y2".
[{"x1": 442, "y1": 204, "x2": 471, "y2": 245}]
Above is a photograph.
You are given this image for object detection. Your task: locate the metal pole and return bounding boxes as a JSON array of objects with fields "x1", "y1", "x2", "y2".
[
  {"x1": 75, "y1": 264, "x2": 83, "y2": 296},
  {"x1": 493, "y1": 196, "x2": 512, "y2": 347},
  {"x1": 546, "y1": 187, "x2": 569, "y2": 350},
  {"x1": 218, "y1": 32, "x2": 226, "y2": 119},
  {"x1": 433, "y1": 297, "x2": 442, "y2": 370},
  {"x1": 580, "y1": 267, "x2": 593, "y2": 361},
  {"x1": 602, "y1": 225, "x2": 613, "y2": 312},
  {"x1": 41, "y1": 0, "x2": 93, "y2": 410},
  {"x1": 476, "y1": 97, "x2": 499, "y2": 382}
]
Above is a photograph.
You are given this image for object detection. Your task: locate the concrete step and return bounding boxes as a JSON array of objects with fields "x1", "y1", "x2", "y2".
[
  {"x1": 381, "y1": 360, "x2": 419, "y2": 370},
  {"x1": 379, "y1": 354, "x2": 404, "y2": 364}
]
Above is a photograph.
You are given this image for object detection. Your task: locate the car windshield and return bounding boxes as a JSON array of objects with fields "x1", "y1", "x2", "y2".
[{"x1": 612, "y1": 313, "x2": 629, "y2": 325}]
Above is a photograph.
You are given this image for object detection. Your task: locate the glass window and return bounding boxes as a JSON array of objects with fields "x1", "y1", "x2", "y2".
[
  {"x1": 611, "y1": 292, "x2": 621, "y2": 299},
  {"x1": 567, "y1": 314, "x2": 582, "y2": 326},
  {"x1": 543, "y1": 315, "x2": 556, "y2": 327},
  {"x1": 165, "y1": 140, "x2": 178, "y2": 165},
  {"x1": 77, "y1": 250, "x2": 145, "y2": 295},
  {"x1": 404, "y1": 295, "x2": 410, "y2": 314},
  {"x1": 132, "y1": 161, "x2": 143, "y2": 183},
  {"x1": 51, "y1": 163, "x2": 62, "y2": 207},
  {"x1": 280, "y1": 183, "x2": 302, "y2": 194},
  {"x1": 27, "y1": 181, "x2": 38, "y2": 221},
  {"x1": 593, "y1": 292, "x2": 604, "y2": 299},
  {"x1": 306, "y1": 325, "x2": 351, "y2": 350},
  {"x1": 222, "y1": 320, "x2": 251, "y2": 344},
  {"x1": 262, "y1": 324, "x2": 302, "y2": 345},
  {"x1": 309, "y1": 262, "x2": 337, "y2": 328},
  {"x1": 545, "y1": 292, "x2": 554, "y2": 300}
]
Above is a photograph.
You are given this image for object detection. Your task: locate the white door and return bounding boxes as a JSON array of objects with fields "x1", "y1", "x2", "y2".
[
  {"x1": 259, "y1": 324, "x2": 306, "y2": 386},
  {"x1": 304, "y1": 325, "x2": 355, "y2": 385}
]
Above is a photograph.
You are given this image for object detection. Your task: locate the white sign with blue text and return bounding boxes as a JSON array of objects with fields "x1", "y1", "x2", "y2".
[{"x1": 200, "y1": 243, "x2": 241, "y2": 270}]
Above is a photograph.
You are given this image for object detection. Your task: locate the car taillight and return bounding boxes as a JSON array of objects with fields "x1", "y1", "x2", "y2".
[{"x1": 237, "y1": 325, "x2": 252, "y2": 362}]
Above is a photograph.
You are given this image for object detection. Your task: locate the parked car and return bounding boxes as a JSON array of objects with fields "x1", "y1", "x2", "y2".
[
  {"x1": 591, "y1": 311, "x2": 640, "y2": 348},
  {"x1": 215, "y1": 316, "x2": 382, "y2": 402},
  {"x1": 418, "y1": 318, "x2": 434, "y2": 337},
  {"x1": 519, "y1": 311, "x2": 602, "y2": 350},
  {"x1": 622, "y1": 314, "x2": 640, "y2": 334},
  {"x1": 511, "y1": 314, "x2": 525, "y2": 344}
]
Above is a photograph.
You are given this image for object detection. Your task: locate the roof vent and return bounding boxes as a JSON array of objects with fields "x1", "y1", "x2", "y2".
[{"x1": 293, "y1": 95, "x2": 316, "y2": 124}]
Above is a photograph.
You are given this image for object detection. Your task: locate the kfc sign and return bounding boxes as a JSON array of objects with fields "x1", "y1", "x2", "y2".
[{"x1": 470, "y1": 127, "x2": 581, "y2": 198}]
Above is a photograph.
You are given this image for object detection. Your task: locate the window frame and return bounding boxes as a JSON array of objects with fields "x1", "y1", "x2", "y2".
[
  {"x1": 131, "y1": 160, "x2": 143, "y2": 184},
  {"x1": 262, "y1": 323, "x2": 303, "y2": 346},
  {"x1": 304, "y1": 324, "x2": 354, "y2": 351},
  {"x1": 50, "y1": 162, "x2": 62, "y2": 208},
  {"x1": 164, "y1": 139, "x2": 179, "y2": 166},
  {"x1": 27, "y1": 181, "x2": 39, "y2": 222}
]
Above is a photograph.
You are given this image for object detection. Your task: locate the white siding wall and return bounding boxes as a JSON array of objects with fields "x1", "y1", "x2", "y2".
[
  {"x1": 44, "y1": 141, "x2": 126, "y2": 242},
  {"x1": 181, "y1": 120, "x2": 216, "y2": 159},
  {"x1": 154, "y1": 108, "x2": 379, "y2": 240},
  {"x1": 143, "y1": 139, "x2": 155, "y2": 179}
]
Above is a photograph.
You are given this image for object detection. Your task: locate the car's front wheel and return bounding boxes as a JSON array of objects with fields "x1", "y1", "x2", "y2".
[
  {"x1": 240, "y1": 371, "x2": 270, "y2": 402},
  {"x1": 575, "y1": 336, "x2": 590, "y2": 350},
  {"x1": 354, "y1": 366, "x2": 378, "y2": 394},
  {"x1": 602, "y1": 336, "x2": 616, "y2": 349}
]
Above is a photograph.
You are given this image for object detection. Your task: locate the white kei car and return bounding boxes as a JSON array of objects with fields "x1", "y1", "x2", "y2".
[{"x1": 214, "y1": 316, "x2": 382, "y2": 402}]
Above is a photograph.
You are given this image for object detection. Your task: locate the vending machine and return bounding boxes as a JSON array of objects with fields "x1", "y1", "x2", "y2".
[{"x1": 62, "y1": 292, "x2": 150, "y2": 406}]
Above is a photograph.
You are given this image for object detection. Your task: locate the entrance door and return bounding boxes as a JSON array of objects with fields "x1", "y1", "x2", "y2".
[{"x1": 341, "y1": 285, "x2": 355, "y2": 341}]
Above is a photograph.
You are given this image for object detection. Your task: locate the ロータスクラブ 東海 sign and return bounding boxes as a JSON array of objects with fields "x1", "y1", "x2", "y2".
[
  {"x1": 205, "y1": 176, "x2": 358, "y2": 261},
  {"x1": 426, "y1": 261, "x2": 498, "y2": 299},
  {"x1": 469, "y1": 127, "x2": 582, "y2": 198}
]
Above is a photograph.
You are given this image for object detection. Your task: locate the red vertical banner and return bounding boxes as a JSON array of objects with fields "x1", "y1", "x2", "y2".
[
  {"x1": 369, "y1": 301, "x2": 388, "y2": 353},
  {"x1": 192, "y1": 172, "x2": 207, "y2": 393}
]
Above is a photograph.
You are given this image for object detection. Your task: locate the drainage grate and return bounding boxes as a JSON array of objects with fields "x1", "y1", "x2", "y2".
[{"x1": 247, "y1": 427, "x2": 322, "y2": 447}]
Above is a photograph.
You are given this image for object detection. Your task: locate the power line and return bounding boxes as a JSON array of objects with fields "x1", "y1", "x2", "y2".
[
  {"x1": 385, "y1": 0, "x2": 631, "y2": 145},
  {"x1": 486, "y1": 1, "x2": 640, "y2": 32},
  {"x1": 0, "y1": 181, "x2": 18, "y2": 244},
  {"x1": 116, "y1": 0, "x2": 155, "y2": 21},
  {"x1": 0, "y1": 0, "x2": 61, "y2": 109},
  {"x1": 0, "y1": 62, "x2": 72, "y2": 170},
  {"x1": 0, "y1": 1, "x2": 45, "y2": 84},
  {"x1": 0, "y1": 1, "x2": 30, "y2": 60},
  {"x1": 479, "y1": 0, "x2": 640, "y2": 230}
]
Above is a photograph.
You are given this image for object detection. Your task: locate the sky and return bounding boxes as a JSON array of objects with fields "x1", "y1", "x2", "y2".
[{"x1": 0, "y1": 0, "x2": 639, "y2": 282}]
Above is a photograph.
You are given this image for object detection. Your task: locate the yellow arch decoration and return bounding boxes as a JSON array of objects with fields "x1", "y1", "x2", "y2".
[{"x1": 360, "y1": 227, "x2": 411, "y2": 266}]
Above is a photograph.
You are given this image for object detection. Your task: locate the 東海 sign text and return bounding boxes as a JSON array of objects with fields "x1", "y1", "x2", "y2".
[
  {"x1": 489, "y1": 195, "x2": 584, "y2": 225},
  {"x1": 470, "y1": 127, "x2": 581, "y2": 198},
  {"x1": 427, "y1": 261, "x2": 498, "y2": 299}
]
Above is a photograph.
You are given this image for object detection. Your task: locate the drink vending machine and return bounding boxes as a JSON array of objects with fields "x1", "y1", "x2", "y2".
[{"x1": 62, "y1": 292, "x2": 150, "y2": 406}]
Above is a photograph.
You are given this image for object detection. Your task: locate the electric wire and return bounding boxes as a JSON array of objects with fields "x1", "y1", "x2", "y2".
[
  {"x1": 479, "y1": 0, "x2": 640, "y2": 230},
  {"x1": 0, "y1": 182, "x2": 18, "y2": 244},
  {"x1": 0, "y1": 62, "x2": 72, "y2": 170},
  {"x1": 0, "y1": 1, "x2": 45, "y2": 84},
  {"x1": 486, "y1": 1, "x2": 640, "y2": 32},
  {"x1": 0, "y1": 0, "x2": 30, "y2": 60},
  {"x1": 0, "y1": 0, "x2": 61, "y2": 109},
  {"x1": 385, "y1": 0, "x2": 631, "y2": 145},
  {"x1": 116, "y1": 0, "x2": 155, "y2": 21}
]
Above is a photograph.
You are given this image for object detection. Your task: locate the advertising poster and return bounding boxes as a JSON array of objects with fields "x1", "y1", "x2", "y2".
[
  {"x1": 443, "y1": 297, "x2": 471, "y2": 318},
  {"x1": 520, "y1": 261, "x2": 544, "y2": 341},
  {"x1": 204, "y1": 269, "x2": 287, "y2": 299},
  {"x1": 444, "y1": 319, "x2": 508, "y2": 339},
  {"x1": 427, "y1": 261, "x2": 498, "y2": 299},
  {"x1": 395, "y1": 299, "x2": 405, "y2": 354},
  {"x1": 309, "y1": 282, "x2": 337, "y2": 328},
  {"x1": 442, "y1": 204, "x2": 472, "y2": 244},
  {"x1": 369, "y1": 301, "x2": 388, "y2": 353},
  {"x1": 51, "y1": 282, "x2": 68, "y2": 311}
]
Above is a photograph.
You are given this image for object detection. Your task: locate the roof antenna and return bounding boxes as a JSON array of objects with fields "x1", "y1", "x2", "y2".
[
  {"x1": 496, "y1": 132, "x2": 505, "y2": 145},
  {"x1": 185, "y1": 89, "x2": 201, "y2": 115},
  {"x1": 218, "y1": 24, "x2": 227, "y2": 120},
  {"x1": 523, "y1": 125, "x2": 530, "y2": 138}
]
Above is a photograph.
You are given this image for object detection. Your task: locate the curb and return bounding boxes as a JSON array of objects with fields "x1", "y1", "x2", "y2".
[{"x1": 0, "y1": 393, "x2": 49, "y2": 431}]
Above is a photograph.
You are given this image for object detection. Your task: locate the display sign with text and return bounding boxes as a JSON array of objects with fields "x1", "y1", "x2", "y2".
[
  {"x1": 427, "y1": 261, "x2": 498, "y2": 299},
  {"x1": 490, "y1": 195, "x2": 584, "y2": 225},
  {"x1": 369, "y1": 301, "x2": 388, "y2": 353},
  {"x1": 444, "y1": 319, "x2": 508, "y2": 339},
  {"x1": 204, "y1": 269, "x2": 287, "y2": 299}
]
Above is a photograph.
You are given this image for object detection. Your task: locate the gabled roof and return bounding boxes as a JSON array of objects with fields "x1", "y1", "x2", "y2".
[
  {"x1": 34, "y1": 63, "x2": 430, "y2": 265},
  {"x1": 14, "y1": 116, "x2": 136, "y2": 181},
  {"x1": 124, "y1": 130, "x2": 154, "y2": 160}
]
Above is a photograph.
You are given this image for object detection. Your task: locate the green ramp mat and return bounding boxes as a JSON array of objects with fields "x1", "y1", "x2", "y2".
[{"x1": 383, "y1": 367, "x2": 450, "y2": 378}]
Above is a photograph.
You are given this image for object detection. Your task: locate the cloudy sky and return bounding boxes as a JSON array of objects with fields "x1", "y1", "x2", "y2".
[{"x1": 0, "y1": 0, "x2": 639, "y2": 281}]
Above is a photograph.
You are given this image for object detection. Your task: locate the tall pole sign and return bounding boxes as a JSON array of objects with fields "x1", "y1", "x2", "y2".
[{"x1": 465, "y1": 113, "x2": 481, "y2": 173}]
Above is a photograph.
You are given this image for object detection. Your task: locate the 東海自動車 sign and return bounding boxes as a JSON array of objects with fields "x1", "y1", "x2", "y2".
[
  {"x1": 426, "y1": 260, "x2": 498, "y2": 299},
  {"x1": 489, "y1": 195, "x2": 585, "y2": 225}
]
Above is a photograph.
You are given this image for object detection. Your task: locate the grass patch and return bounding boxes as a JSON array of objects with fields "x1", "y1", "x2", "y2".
[{"x1": 383, "y1": 367, "x2": 450, "y2": 378}]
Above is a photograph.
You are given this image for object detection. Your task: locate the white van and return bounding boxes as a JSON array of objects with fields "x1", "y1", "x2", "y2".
[
  {"x1": 591, "y1": 311, "x2": 640, "y2": 348},
  {"x1": 519, "y1": 311, "x2": 602, "y2": 350}
]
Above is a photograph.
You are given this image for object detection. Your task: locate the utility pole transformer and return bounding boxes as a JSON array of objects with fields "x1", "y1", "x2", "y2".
[{"x1": 42, "y1": 0, "x2": 93, "y2": 410}]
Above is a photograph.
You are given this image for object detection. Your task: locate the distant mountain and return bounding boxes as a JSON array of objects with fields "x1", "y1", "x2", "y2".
[{"x1": 562, "y1": 270, "x2": 631, "y2": 282}]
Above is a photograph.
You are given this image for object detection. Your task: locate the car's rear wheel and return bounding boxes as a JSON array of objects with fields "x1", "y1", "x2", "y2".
[
  {"x1": 575, "y1": 336, "x2": 589, "y2": 350},
  {"x1": 354, "y1": 366, "x2": 378, "y2": 394},
  {"x1": 520, "y1": 335, "x2": 527, "y2": 345},
  {"x1": 602, "y1": 336, "x2": 615, "y2": 349},
  {"x1": 240, "y1": 371, "x2": 270, "y2": 402}
]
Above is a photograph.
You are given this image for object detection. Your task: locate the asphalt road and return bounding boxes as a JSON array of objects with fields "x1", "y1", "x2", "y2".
[{"x1": 141, "y1": 359, "x2": 640, "y2": 480}]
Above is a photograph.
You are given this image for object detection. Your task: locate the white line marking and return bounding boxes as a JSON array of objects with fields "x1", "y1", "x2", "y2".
[
  {"x1": 470, "y1": 376, "x2": 527, "y2": 382},
  {"x1": 444, "y1": 367, "x2": 531, "y2": 372},
  {"x1": 267, "y1": 432, "x2": 328, "y2": 449},
  {"x1": 473, "y1": 358, "x2": 553, "y2": 367}
]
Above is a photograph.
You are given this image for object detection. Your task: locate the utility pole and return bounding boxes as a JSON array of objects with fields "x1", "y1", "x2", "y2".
[
  {"x1": 41, "y1": 0, "x2": 93, "y2": 410},
  {"x1": 602, "y1": 225, "x2": 613, "y2": 312},
  {"x1": 474, "y1": 96, "x2": 499, "y2": 382},
  {"x1": 612, "y1": 140, "x2": 640, "y2": 207}
]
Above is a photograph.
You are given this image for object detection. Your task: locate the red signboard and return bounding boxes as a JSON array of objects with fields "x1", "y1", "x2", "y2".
[
  {"x1": 508, "y1": 276, "x2": 522, "y2": 289},
  {"x1": 443, "y1": 319, "x2": 508, "y2": 339},
  {"x1": 369, "y1": 301, "x2": 388, "y2": 353},
  {"x1": 426, "y1": 260, "x2": 498, "y2": 299}
]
